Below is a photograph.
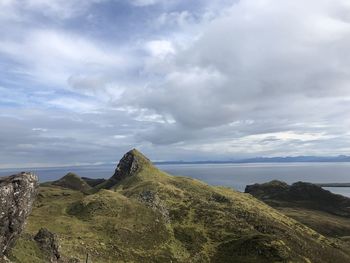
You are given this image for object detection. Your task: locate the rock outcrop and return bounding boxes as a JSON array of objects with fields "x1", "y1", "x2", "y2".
[
  {"x1": 0, "y1": 172, "x2": 38, "y2": 257},
  {"x1": 34, "y1": 228, "x2": 61, "y2": 262},
  {"x1": 101, "y1": 149, "x2": 151, "y2": 189},
  {"x1": 138, "y1": 190, "x2": 170, "y2": 223}
]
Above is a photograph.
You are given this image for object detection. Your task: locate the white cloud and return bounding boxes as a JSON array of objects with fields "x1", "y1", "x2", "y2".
[
  {"x1": 0, "y1": 29, "x2": 129, "y2": 87},
  {"x1": 129, "y1": 0, "x2": 350, "y2": 126},
  {"x1": 32, "y1": 128, "x2": 48, "y2": 132},
  {"x1": 156, "y1": 11, "x2": 194, "y2": 28},
  {"x1": 131, "y1": 0, "x2": 163, "y2": 7},
  {"x1": 0, "y1": 0, "x2": 105, "y2": 20},
  {"x1": 48, "y1": 97, "x2": 101, "y2": 113},
  {"x1": 145, "y1": 40, "x2": 175, "y2": 58},
  {"x1": 2, "y1": 0, "x2": 350, "y2": 165}
]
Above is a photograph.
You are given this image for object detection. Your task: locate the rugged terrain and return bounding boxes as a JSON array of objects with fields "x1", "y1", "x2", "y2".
[
  {"x1": 245, "y1": 181, "x2": 350, "y2": 238},
  {"x1": 8, "y1": 150, "x2": 350, "y2": 262}
]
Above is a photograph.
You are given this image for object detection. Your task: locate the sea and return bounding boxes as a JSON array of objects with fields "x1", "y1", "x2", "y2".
[{"x1": 1, "y1": 162, "x2": 350, "y2": 197}]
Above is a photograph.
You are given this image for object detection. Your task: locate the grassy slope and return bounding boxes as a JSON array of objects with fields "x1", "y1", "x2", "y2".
[
  {"x1": 10, "y1": 151, "x2": 350, "y2": 262},
  {"x1": 277, "y1": 207, "x2": 350, "y2": 237},
  {"x1": 51, "y1": 172, "x2": 92, "y2": 192},
  {"x1": 246, "y1": 180, "x2": 350, "y2": 238}
]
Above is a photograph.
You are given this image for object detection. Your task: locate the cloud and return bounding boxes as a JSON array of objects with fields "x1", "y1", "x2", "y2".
[
  {"x1": 0, "y1": 28, "x2": 130, "y2": 90},
  {"x1": 155, "y1": 11, "x2": 194, "y2": 28},
  {"x1": 0, "y1": 0, "x2": 105, "y2": 21},
  {"x1": 116, "y1": 0, "x2": 350, "y2": 149},
  {"x1": 131, "y1": 0, "x2": 158, "y2": 6},
  {"x1": 145, "y1": 40, "x2": 175, "y2": 58},
  {"x1": 1, "y1": 0, "x2": 350, "y2": 167}
]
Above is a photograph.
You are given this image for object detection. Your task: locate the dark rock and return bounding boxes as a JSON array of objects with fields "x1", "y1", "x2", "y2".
[
  {"x1": 34, "y1": 228, "x2": 60, "y2": 262},
  {"x1": 112, "y1": 149, "x2": 144, "y2": 179},
  {"x1": 103, "y1": 149, "x2": 151, "y2": 189},
  {"x1": 0, "y1": 172, "x2": 38, "y2": 257},
  {"x1": 33, "y1": 228, "x2": 80, "y2": 263},
  {"x1": 245, "y1": 180, "x2": 289, "y2": 200}
]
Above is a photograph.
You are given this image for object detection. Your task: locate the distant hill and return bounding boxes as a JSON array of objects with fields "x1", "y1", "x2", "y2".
[
  {"x1": 51, "y1": 172, "x2": 92, "y2": 192},
  {"x1": 155, "y1": 155, "x2": 350, "y2": 164},
  {"x1": 245, "y1": 180, "x2": 350, "y2": 237},
  {"x1": 9, "y1": 149, "x2": 350, "y2": 262},
  {"x1": 81, "y1": 177, "x2": 106, "y2": 187}
]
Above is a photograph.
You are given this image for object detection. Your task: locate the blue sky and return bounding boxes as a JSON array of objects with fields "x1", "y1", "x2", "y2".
[{"x1": 1, "y1": 0, "x2": 350, "y2": 167}]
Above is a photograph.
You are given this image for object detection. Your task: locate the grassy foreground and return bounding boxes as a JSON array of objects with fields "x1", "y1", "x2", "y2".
[{"x1": 9, "y1": 150, "x2": 350, "y2": 262}]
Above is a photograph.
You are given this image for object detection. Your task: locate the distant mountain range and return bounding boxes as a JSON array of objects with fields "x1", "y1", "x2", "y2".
[{"x1": 155, "y1": 155, "x2": 350, "y2": 165}]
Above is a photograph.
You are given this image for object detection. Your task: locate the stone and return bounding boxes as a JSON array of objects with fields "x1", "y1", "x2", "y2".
[
  {"x1": 34, "y1": 228, "x2": 61, "y2": 262},
  {"x1": 139, "y1": 190, "x2": 170, "y2": 223},
  {"x1": 0, "y1": 172, "x2": 38, "y2": 257},
  {"x1": 103, "y1": 149, "x2": 151, "y2": 189}
]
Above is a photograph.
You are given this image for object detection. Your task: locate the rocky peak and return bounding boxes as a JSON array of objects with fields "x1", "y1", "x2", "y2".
[
  {"x1": 0, "y1": 172, "x2": 38, "y2": 257},
  {"x1": 113, "y1": 149, "x2": 151, "y2": 178},
  {"x1": 103, "y1": 149, "x2": 152, "y2": 189}
]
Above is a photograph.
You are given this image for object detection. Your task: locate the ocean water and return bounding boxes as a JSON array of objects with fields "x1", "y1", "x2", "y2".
[
  {"x1": 1, "y1": 162, "x2": 350, "y2": 197},
  {"x1": 160, "y1": 163, "x2": 350, "y2": 197}
]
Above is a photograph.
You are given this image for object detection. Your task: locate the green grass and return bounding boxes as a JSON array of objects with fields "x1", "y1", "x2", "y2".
[
  {"x1": 275, "y1": 207, "x2": 350, "y2": 237},
  {"x1": 51, "y1": 172, "x2": 92, "y2": 192},
  {"x1": 10, "y1": 150, "x2": 350, "y2": 262},
  {"x1": 9, "y1": 234, "x2": 47, "y2": 263}
]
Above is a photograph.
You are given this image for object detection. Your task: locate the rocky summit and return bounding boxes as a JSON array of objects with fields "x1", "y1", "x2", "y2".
[
  {"x1": 6, "y1": 150, "x2": 350, "y2": 262},
  {"x1": 0, "y1": 172, "x2": 38, "y2": 258},
  {"x1": 99, "y1": 149, "x2": 149, "y2": 189}
]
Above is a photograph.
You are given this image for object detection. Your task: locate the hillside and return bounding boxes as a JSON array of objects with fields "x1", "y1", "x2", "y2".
[
  {"x1": 245, "y1": 181, "x2": 350, "y2": 237},
  {"x1": 81, "y1": 177, "x2": 106, "y2": 187},
  {"x1": 51, "y1": 172, "x2": 92, "y2": 193},
  {"x1": 9, "y1": 150, "x2": 350, "y2": 262}
]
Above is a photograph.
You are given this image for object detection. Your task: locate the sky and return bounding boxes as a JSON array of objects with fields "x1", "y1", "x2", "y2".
[{"x1": 1, "y1": 0, "x2": 350, "y2": 168}]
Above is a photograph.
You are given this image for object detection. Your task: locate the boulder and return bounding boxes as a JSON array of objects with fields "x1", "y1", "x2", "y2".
[
  {"x1": 0, "y1": 172, "x2": 38, "y2": 257},
  {"x1": 34, "y1": 228, "x2": 60, "y2": 262}
]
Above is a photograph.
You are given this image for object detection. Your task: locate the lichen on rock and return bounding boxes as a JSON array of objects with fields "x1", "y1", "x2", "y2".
[
  {"x1": 138, "y1": 190, "x2": 170, "y2": 223},
  {"x1": 0, "y1": 172, "x2": 38, "y2": 257}
]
